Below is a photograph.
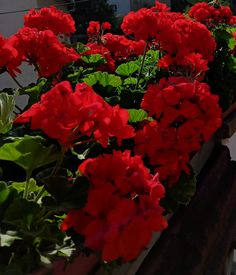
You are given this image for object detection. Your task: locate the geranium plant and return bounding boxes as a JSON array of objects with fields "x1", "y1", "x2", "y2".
[{"x1": 0, "y1": 1, "x2": 234, "y2": 273}]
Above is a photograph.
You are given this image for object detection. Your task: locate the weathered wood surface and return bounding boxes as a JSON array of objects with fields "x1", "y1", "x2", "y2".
[
  {"x1": 218, "y1": 103, "x2": 236, "y2": 139},
  {"x1": 136, "y1": 145, "x2": 236, "y2": 275}
]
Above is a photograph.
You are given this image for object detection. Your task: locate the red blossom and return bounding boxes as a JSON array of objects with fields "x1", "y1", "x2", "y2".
[
  {"x1": 87, "y1": 21, "x2": 100, "y2": 39},
  {"x1": 11, "y1": 27, "x2": 79, "y2": 77},
  {"x1": 103, "y1": 33, "x2": 146, "y2": 60},
  {"x1": 135, "y1": 121, "x2": 191, "y2": 184},
  {"x1": 121, "y1": 8, "x2": 160, "y2": 41},
  {"x1": 0, "y1": 35, "x2": 21, "y2": 76},
  {"x1": 135, "y1": 77, "x2": 222, "y2": 184},
  {"x1": 87, "y1": 21, "x2": 111, "y2": 42},
  {"x1": 188, "y1": 2, "x2": 234, "y2": 26},
  {"x1": 24, "y1": 6, "x2": 76, "y2": 35},
  {"x1": 14, "y1": 81, "x2": 134, "y2": 149},
  {"x1": 61, "y1": 151, "x2": 167, "y2": 262},
  {"x1": 157, "y1": 17, "x2": 216, "y2": 78},
  {"x1": 101, "y1": 22, "x2": 111, "y2": 31},
  {"x1": 229, "y1": 16, "x2": 236, "y2": 25},
  {"x1": 151, "y1": 0, "x2": 170, "y2": 12}
]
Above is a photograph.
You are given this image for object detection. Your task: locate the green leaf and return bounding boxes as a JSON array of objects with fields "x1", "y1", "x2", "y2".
[
  {"x1": 0, "y1": 136, "x2": 60, "y2": 173},
  {"x1": 57, "y1": 246, "x2": 75, "y2": 257},
  {"x1": 227, "y1": 27, "x2": 236, "y2": 49},
  {"x1": 83, "y1": 72, "x2": 122, "y2": 88},
  {"x1": 81, "y1": 54, "x2": 105, "y2": 65},
  {"x1": 19, "y1": 78, "x2": 47, "y2": 105},
  {"x1": 0, "y1": 93, "x2": 15, "y2": 134},
  {"x1": 10, "y1": 179, "x2": 42, "y2": 195},
  {"x1": 0, "y1": 231, "x2": 22, "y2": 247},
  {"x1": 4, "y1": 198, "x2": 41, "y2": 230},
  {"x1": 0, "y1": 181, "x2": 10, "y2": 204},
  {"x1": 116, "y1": 61, "x2": 140, "y2": 76},
  {"x1": 214, "y1": 28, "x2": 232, "y2": 42},
  {"x1": 228, "y1": 36, "x2": 236, "y2": 50},
  {"x1": 67, "y1": 70, "x2": 82, "y2": 83},
  {"x1": 75, "y1": 42, "x2": 89, "y2": 53},
  {"x1": 128, "y1": 109, "x2": 148, "y2": 123},
  {"x1": 123, "y1": 77, "x2": 137, "y2": 85}
]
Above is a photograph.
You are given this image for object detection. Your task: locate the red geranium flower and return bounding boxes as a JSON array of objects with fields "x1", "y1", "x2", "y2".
[
  {"x1": 135, "y1": 77, "x2": 222, "y2": 184},
  {"x1": 15, "y1": 81, "x2": 134, "y2": 149},
  {"x1": 151, "y1": 0, "x2": 170, "y2": 12},
  {"x1": 0, "y1": 35, "x2": 21, "y2": 76},
  {"x1": 24, "y1": 6, "x2": 76, "y2": 35},
  {"x1": 12, "y1": 27, "x2": 79, "y2": 77},
  {"x1": 189, "y1": 2, "x2": 234, "y2": 26},
  {"x1": 61, "y1": 151, "x2": 167, "y2": 262},
  {"x1": 103, "y1": 33, "x2": 146, "y2": 60},
  {"x1": 121, "y1": 8, "x2": 159, "y2": 41}
]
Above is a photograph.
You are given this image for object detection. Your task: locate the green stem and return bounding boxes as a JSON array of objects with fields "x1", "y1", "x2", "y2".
[
  {"x1": 23, "y1": 171, "x2": 32, "y2": 199},
  {"x1": 135, "y1": 41, "x2": 149, "y2": 90},
  {"x1": 8, "y1": 72, "x2": 23, "y2": 89},
  {"x1": 34, "y1": 186, "x2": 46, "y2": 203}
]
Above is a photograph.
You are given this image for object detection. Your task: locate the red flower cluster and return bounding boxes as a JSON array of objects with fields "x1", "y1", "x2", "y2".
[
  {"x1": 61, "y1": 151, "x2": 167, "y2": 262},
  {"x1": 24, "y1": 6, "x2": 76, "y2": 35},
  {"x1": 0, "y1": 35, "x2": 21, "y2": 76},
  {"x1": 121, "y1": 6, "x2": 216, "y2": 79},
  {"x1": 135, "y1": 77, "x2": 222, "y2": 184},
  {"x1": 135, "y1": 121, "x2": 191, "y2": 184},
  {"x1": 11, "y1": 27, "x2": 79, "y2": 77},
  {"x1": 103, "y1": 33, "x2": 146, "y2": 60},
  {"x1": 87, "y1": 21, "x2": 111, "y2": 41},
  {"x1": 158, "y1": 18, "x2": 216, "y2": 79},
  {"x1": 15, "y1": 81, "x2": 134, "y2": 149},
  {"x1": 121, "y1": 8, "x2": 160, "y2": 41},
  {"x1": 188, "y1": 2, "x2": 235, "y2": 26},
  {"x1": 87, "y1": 21, "x2": 100, "y2": 39},
  {"x1": 150, "y1": 0, "x2": 170, "y2": 12}
]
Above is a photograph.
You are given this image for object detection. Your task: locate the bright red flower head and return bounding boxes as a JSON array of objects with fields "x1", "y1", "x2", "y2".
[
  {"x1": 103, "y1": 33, "x2": 146, "y2": 60},
  {"x1": 87, "y1": 21, "x2": 100, "y2": 39},
  {"x1": 12, "y1": 27, "x2": 79, "y2": 77},
  {"x1": 24, "y1": 6, "x2": 76, "y2": 35},
  {"x1": 101, "y1": 22, "x2": 111, "y2": 31},
  {"x1": 87, "y1": 21, "x2": 111, "y2": 42},
  {"x1": 121, "y1": 8, "x2": 159, "y2": 41},
  {"x1": 0, "y1": 35, "x2": 21, "y2": 76},
  {"x1": 142, "y1": 77, "x2": 222, "y2": 141},
  {"x1": 61, "y1": 151, "x2": 167, "y2": 262},
  {"x1": 188, "y1": 2, "x2": 215, "y2": 23},
  {"x1": 188, "y1": 2, "x2": 234, "y2": 26},
  {"x1": 15, "y1": 81, "x2": 134, "y2": 149},
  {"x1": 135, "y1": 121, "x2": 191, "y2": 184},
  {"x1": 156, "y1": 17, "x2": 216, "y2": 77},
  {"x1": 135, "y1": 77, "x2": 222, "y2": 184},
  {"x1": 151, "y1": 0, "x2": 170, "y2": 12}
]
